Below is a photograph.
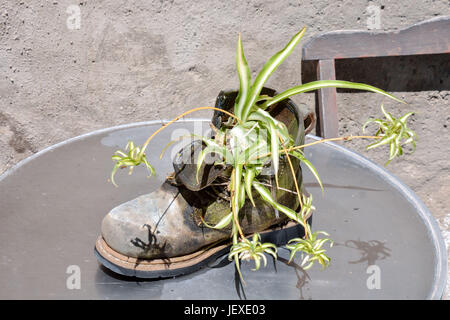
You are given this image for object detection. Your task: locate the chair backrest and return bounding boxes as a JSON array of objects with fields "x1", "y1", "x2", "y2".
[{"x1": 301, "y1": 16, "x2": 450, "y2": 138}]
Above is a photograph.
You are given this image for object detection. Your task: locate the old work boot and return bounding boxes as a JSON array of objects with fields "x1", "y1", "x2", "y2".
[{"x1": 95, "y1": 89, "x2": 315, "y2": 278}]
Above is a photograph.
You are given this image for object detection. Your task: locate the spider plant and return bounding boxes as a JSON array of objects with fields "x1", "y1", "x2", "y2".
[
  {"x1": 363, "y1": 104, "x2": 416, "y2": 165},
  {"x1": 110, "y1": 28, "x2": 417, "y2": 281}
]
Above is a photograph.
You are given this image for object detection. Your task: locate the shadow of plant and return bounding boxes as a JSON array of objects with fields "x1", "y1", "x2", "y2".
[
  {"x1": 278, "y1": 255, "x2": 312, "y2": 300},
  {"x1": 231, "y1": 255, "x2": 312, "y2": 300},
  {"x1": 344, "y1": 239, "x2": 391, "y2": 266},
  {"x1": 130, "y1": 224, "x2": 169, "y2": 267}
]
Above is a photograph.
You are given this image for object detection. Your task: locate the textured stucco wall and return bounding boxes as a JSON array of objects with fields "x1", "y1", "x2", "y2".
[{"x1": 0, "y1": 0, "x2": 448, "y2": 298}]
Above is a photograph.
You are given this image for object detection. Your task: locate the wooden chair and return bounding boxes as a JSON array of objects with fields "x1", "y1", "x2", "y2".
[{"x1": 301, "y1": 16, "x2": 450, "y2": 138}]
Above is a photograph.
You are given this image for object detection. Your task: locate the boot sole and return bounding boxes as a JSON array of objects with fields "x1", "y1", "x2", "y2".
[{"x1": 95, "y1": 219, "x2": 310, "y2": 279}]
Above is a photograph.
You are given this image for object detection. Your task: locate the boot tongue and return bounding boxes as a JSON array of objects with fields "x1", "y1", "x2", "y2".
[
  {"x1": 174, "y1": 91, "x2": 236, "y2": 191},
  {"x1": 173, "y1": 140, "x2": 227, "y2": 191}
]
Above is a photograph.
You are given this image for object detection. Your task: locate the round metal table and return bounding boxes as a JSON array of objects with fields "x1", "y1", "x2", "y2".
[{"x1": 0, "y1": 120, "x2": 446, "y2": 299}]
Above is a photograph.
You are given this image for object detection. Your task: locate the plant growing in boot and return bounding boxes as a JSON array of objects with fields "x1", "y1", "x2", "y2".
[{"x1": 97, "y1": 27, "x2": 416, "y2": 281}]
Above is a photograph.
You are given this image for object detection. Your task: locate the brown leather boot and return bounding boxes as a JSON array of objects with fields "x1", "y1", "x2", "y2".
[{"x1": 95, "y1": 88, "x2": 315, "y2": 278}]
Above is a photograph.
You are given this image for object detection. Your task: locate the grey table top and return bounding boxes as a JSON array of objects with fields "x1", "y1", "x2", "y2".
[{"x1": 0, "y1": 119, "x2": 446, "y2": 299}]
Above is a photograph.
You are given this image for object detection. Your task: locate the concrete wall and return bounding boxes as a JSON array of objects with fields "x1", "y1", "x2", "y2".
[{"x1": 0, "y1": 0, "x2": 448, "y2": 297}]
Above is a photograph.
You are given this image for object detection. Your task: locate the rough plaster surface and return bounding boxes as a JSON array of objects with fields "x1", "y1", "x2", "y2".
[{"x1": 0, "y1": 0, "x2": 448, "y2": 298}]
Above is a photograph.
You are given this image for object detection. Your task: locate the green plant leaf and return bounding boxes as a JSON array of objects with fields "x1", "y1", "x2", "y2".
[
  {"x1": 196, "y1": 144, "x2": 230, "y2": 183},
  {"x1": 244, "y1": 167, "x2": 257, "y2": 207},
  {"x1": 110, "y1": 141, "x2": 155, "y2": 187},
  {"x1": 201, "y1": 211, "x2": 233, "y2": 229},
  {"x1": 380, "y1": 104, "x2": 395, "y2": 122},
  {"x1": 269, "y1": 121, "x2": 280, "y2": 188},
  {"x1": 241, "y1": 28, "x2": 306, "y2": 121},
  {"x1": 260, "y1": 80, "x2": 405, "y2": 110},
  {"x1": 366, "y1": 134, "x2": 395, "y2": 150},
  {"x1": 247, "y1": 108, "x2": 291, "y2": 143},
  {"x1": 246, "y1": 108, "x2": 291, "y2": 184},
  {"x1": 290, "y1": 150, "x2": 323, "y2": 193},
  {"x1": 286, "y1": 229, "x2": 333, "y2": 268},
  {"x1": 229, "y1": 233, "x2": 278, "y2": 273},
  {"x1": 230, "y1": 223, "x2": 244, "y2": 282},
  {"x1": 110, "y1": 163, "x2": 121, "y2": 187},
  {"x1": 239, "y1": 179, "x2": 246, "y2": 210},
  {"x1": 232, "y1": 164, "x2": 244, "y2": 218},
  {"x1": 252, "y1": 181, "x2": 304, "y2": 227},
  {"x1": 363, "y1": 105, "x2": 416, "y2": 166},
  {"x1": 234, "y1": 33, "x2": 251, "y2": 120},
  {"x1": 255, "y1": 95, "x2": 272, "y2": 103},
  {"x1": 241, "y1": 136, "x2": 270, "y2": 165}
]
